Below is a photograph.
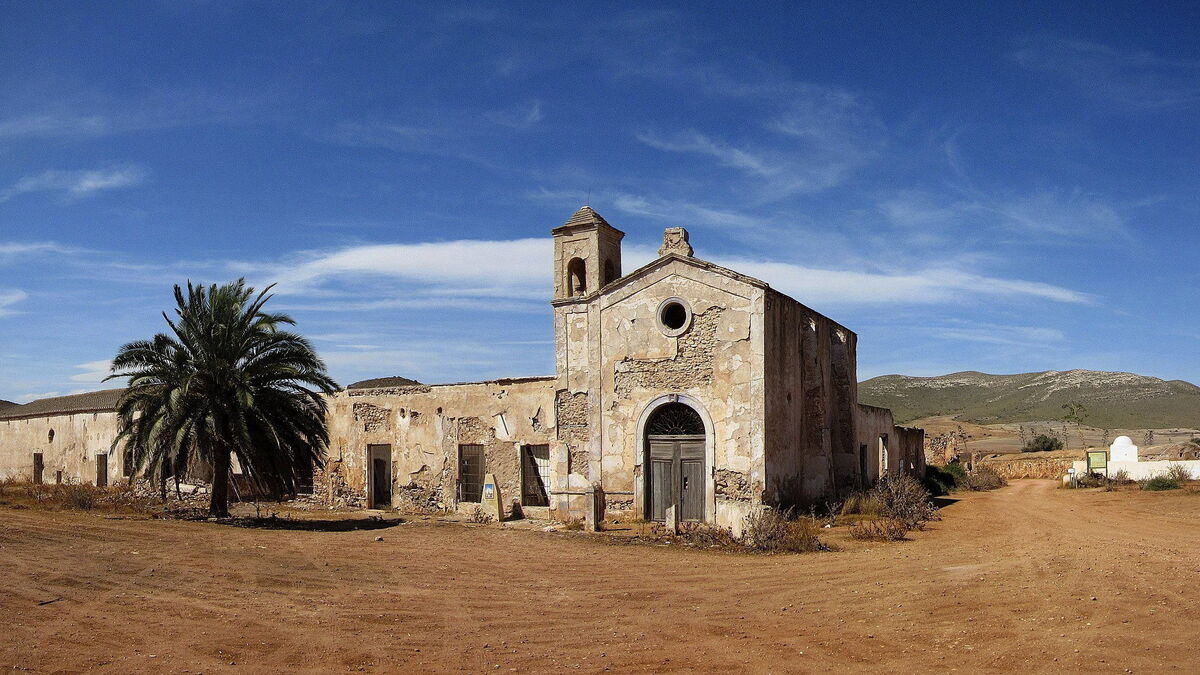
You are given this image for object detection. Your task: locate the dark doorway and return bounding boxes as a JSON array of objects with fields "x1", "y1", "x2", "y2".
[
  {"x1": 521, "y1": 444, "x2": 550, "y2": 506},
  {"x1": 859, "y1": 443, "x2": 869, "y2": 488},
  {"x1": 458, "y1": 444, "x2": 485, "y2": 503},
  {"x1": 644, "y1": 402, "x2": 706, "y2": 522},
  {"x1": 32, "y1": 452, "x2": 44, "y2": 485},
  {"x1": 367, "y1": 444, "x2": 391, "y2": 508},
  {"x1": 96, "y1": 453, "x2": 108, "y2": 487}
]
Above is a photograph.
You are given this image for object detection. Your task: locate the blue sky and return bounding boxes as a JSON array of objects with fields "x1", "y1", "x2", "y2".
[{"x1": 1, "y1": 2, "x2": 1198, "y2": 402}]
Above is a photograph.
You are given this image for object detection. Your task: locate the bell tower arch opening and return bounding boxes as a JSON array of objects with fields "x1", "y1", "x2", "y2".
[
  {"x1": 566, "y1": 257, "x2": 587, "y2": 297},
  {"x1": 550, "y1": 206, "x2": 624, "y2": 301}
]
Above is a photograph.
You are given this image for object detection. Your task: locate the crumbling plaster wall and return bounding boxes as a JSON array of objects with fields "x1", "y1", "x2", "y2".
[
  {"x1": 323, "y1": 378, "x2": 558, "y2": 517},
  {"x1": 556, "y1": 259, "x2": 766, "y2": 529},
  {"x1": 854, "y1": 405, "x2": 924, "y2": 481},
  {"x1": 893, "y1": 426, "x2": 927, "y2": 476},
  {"x1": 763, "y1": 290, "x2": 860, "y2": 505},
  {"x1": 0, "y1": 411, "x2": 124, "y2": 485},
  {"x1": 856, "y1": 404, "x2": 894, "y2": 484}
]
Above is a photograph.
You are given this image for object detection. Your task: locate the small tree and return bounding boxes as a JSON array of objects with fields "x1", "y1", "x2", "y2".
[
  {"x1": 1022, "y1": 434, "x2": 1064, "y2": 453},
  {"x1": 108, "y1": 280, "x2": 338, "y2": 517},
  {"x1": 1061, "y1": 401, "x2": 1088, "y2": 448}
]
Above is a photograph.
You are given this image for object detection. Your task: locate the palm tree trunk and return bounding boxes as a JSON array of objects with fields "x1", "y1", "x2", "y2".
[{"x1": 210, "y1": 449, "x2": 231, "y2": 518}]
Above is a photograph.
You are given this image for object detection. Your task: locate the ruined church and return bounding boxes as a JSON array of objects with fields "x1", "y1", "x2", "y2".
[{"x1": 0, "y1": 206, "x2": 923, "y2": 530}]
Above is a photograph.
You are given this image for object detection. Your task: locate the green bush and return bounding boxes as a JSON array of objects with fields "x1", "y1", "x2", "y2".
[
  {"x1": 924, "y1": 465, "x2": 958, "y2": 495},
  {"x1": 1022, "y1": 434, "x2": 1064, "y2": 453},
  {"x1": 1142, "y1": 475, "x2": 1181, "y2": 491}
]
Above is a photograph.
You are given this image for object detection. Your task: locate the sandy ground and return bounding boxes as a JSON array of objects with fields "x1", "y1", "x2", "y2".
[{"x1": 4, "y1": 481, "x2": 1200, "y2": 673}]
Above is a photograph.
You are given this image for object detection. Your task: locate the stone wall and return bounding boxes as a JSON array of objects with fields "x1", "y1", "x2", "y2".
[
  {"x1": 324, "y1": 378, "x2": 558, "y2": 518},
  {"x1": 0, "y1": 411, "x2": 125, "y2": 485},
  {"x1": 585, "y1": 257, "x2": 765, "y2": 530}
]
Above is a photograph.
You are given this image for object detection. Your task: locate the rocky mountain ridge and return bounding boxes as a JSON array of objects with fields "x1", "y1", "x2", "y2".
[{"x1": 860, "y1": 370, "x2": 1200, "y2": 428}]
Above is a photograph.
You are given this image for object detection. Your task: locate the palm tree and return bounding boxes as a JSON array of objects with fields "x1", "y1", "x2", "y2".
[{"x1": 108, "y1": 279, "x2": 338, "y2": 517}]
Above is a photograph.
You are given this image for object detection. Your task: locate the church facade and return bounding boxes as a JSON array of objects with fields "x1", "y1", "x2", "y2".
[
  {"x1": 0, "y1": 207, "x2": 923, "y2": 530},
  {"x1": 320, "y1": 207, "x2": 924, "y2": 529}
]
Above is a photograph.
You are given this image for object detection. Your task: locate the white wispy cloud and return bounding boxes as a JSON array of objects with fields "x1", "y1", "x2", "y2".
[
  {"x1": 69, "y1": 359, "x2": 113, "y2": 384},
  {"x1": 932, "y1": 322, "x2": 1066, "y2": 346},
  {"x1": 1011, "y1": 35, "x2": 1200, "y2": 110},
  {"x1": 235, "y1": 234, "x2": 1088, "y2": 310},
  {"x1": 719, "y1": 258, "x2": 1090, "y2": 307},
  {"x1": 0, "y1": 114, "x2": 112, "y2": 139},
  {"x1": 529, "y1": 187, "x2": 766, "y2": 230},
  {"x1": 235, "y1": 238, "x2": 552, "y2": 304},
  {"x1": 877, "y1": 188, "x2": 1131, "y2": 242},
  {"x1": 0, "y1": 165, "x2": 148, "y2": 203},
  {"x1": 0, "y1": 289, "x2": 28, "y2": 317},
  {"x1": 485, "y1": 100, "x2": 543, "y2": 129},
  {"x1": 15, "y1": 391, "x2": 62, "y2": 404}
]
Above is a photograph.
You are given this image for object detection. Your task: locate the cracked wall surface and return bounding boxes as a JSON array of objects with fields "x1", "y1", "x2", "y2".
[{"x1": 324, "y1": 378, "x2": 558, "y2": 517}]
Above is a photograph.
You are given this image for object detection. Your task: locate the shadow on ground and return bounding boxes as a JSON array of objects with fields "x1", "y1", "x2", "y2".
[
  {"x1": 932, "y1": 495, "x2": 962, "y2": 509},
  {"x1": 224, "y1": 516, "x2": 404, "y2": 532}
]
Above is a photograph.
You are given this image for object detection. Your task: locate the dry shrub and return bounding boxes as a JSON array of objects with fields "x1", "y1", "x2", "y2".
[
  {"x1": 872, "y1": 474, "x2": 939, "y2": 530},
  {"x1": 740, "y1": 508, "x2": 828, "y2": 553},
  {"x1": 1165, "y1": 463, "x2": 1193, "y2": 482},
  {"x1": 849, "y1": 518, "x2": 909, "y2": 541},
  {"x1": 0, "y1": 480, "x2": 162, "y2": 514},
  {"x1": 561, "y1": 517, "x2": 585, "y2": 531},
  {"x1": 1108, "y1": 469, "x2": 1132, "y2": 485},
  {"x1": 840, "y1": 492, "x2": 885, "y2": 517},
  {"x1": 676, "y1": 521, "x2": 743, "y2": 549},
  {"x1": 962, "y1": 465, "x2": 1007, "y2": 491}
]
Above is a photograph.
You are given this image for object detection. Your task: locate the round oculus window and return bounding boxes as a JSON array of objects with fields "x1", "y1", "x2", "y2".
[{"x1": 657, "y1": 297, "x2": 692, "y2": 336}]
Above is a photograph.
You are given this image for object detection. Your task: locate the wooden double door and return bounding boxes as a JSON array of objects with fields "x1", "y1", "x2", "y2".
[{"x1": 647, "y1": 436, "x2": 705, "y2": 522}]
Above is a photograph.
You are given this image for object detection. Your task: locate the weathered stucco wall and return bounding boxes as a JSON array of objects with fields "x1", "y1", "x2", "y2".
[
  {"x1": 856, "y1": 404, "x2": 894, "y2": 484},
  {"x1": 764, "y1": 289, "x2": 861, "y2": 506},
  {"x1": 855, "y1": 405, "x2": 926, "y2": 483},
  {"x1": 554, "y1": 257, "x2": 766, "y2": 530},
  {"x1": 322, "y1": 378, "x2": 558, "y2": 517},
  {"x1": 0, "y1": 411, "x2": 125, "y2": 485}
]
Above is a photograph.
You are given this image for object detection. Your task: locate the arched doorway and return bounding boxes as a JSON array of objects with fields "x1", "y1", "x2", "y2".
[{"x1": 644, "y1": 402, "x2": 706, "y2": 522}]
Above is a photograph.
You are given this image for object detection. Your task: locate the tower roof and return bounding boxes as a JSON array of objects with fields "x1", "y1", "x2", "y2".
[
  {"x1": 552, "y1": 205, "x2": 623, "y2": 236},
  {"x1": 562, "y1": 205, "x2": 610, "y2": 228}
]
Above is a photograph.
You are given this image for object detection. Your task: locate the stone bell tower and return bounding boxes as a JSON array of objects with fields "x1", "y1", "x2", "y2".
[{"x1": 551, "y1": 206, "x2": 624, "y2": 301}]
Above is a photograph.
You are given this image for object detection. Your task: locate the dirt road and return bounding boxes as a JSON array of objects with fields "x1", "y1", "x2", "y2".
[{"x1": 3, "y1": 481, "x2": 1199, "y2": 673}]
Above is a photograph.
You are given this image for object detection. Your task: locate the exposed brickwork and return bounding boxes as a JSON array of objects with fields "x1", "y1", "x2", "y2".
[
  {"x1": 714, "y1": 468, "x2": 753, "y2": 502},
  {"x1": 313, "y1": 456, "x2": 365, "y2": 508},
  {"x1": 613, "y1": 309, "x2": 720, "y2": 398},
  {"x1": 604, "y1": 495, "x2": 633, "y2": 513},
  {"x1": 352, "y1": 402, "x2": 390, "y2": 433},
  {"x1": 555, "y1": 391, "x2": 589, "y2": 426},
  {"x1": 455, "y1": 416, "x2": 495, "y2": 445}
]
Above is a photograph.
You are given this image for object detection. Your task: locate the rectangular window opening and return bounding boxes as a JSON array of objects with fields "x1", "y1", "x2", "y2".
[
  {"x1": 521, "y1": 444, "x2": 550, "y2": 507},
  {"x1": 458, "y1": 444, "x2": 485, "y2": 503}
]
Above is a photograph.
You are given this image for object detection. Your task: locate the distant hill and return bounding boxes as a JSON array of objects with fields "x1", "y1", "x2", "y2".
[{"x1": 859, "y1": 370, "x2": 1200, "y2": 429}]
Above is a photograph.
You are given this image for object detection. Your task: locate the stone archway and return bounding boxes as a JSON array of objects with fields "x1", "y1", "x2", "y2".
[{"x1": 635, "y1": 395, "x2": 715, "y2": 523}]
